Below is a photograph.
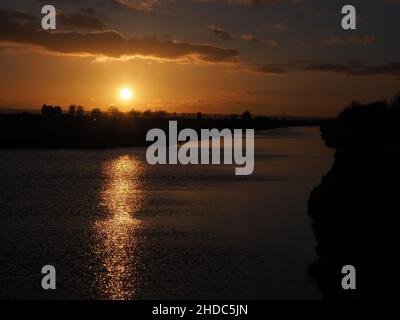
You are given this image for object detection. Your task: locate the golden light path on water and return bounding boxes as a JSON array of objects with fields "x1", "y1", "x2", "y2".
[{"x1": 92, "y1": 155, "x2": 143, "y2": 300}]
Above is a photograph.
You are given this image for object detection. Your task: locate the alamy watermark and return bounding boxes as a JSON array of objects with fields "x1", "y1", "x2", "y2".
[
  {"x1": 41, "y1": 5, "x2": 56, "y2": 30},
  {"x1": 341, "y1": 265, "x2": 356, "y2": 290},
  {"x1": 39, "y1": 4, "x2": 357, "y2": 32},
  {"x1": 41, "y1": 265, "x2": 56, "y2": 290},
  {"x1": 146, "y1": 121, "x2": 255, "y2": 176}
]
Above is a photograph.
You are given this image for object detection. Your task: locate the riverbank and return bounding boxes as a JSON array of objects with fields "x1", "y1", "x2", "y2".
[
  {"x1": 308, "y1": 98, "x2": 400, "y2": 299},
  {"x1": 0, "y1": 112, "x2": 330, "y2": 149}
]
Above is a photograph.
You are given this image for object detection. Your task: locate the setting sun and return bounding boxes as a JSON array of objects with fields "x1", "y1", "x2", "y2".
[{"x1": 119, "y1": 88, "x2": 133, "y2": 101}]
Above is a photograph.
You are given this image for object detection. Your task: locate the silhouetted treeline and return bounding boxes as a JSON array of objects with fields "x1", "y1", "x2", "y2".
[
  {"x1": 308, "y1": 93, "x2": 400, "y2": 299},
  {"x1": 41, "y1": 104, "x2": 63, "y2": 116},
  {"x1": 0, "y1": 106, "x2": 328, "y2": 148}
]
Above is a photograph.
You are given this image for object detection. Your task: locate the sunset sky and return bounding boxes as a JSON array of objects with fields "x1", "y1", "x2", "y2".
[{"x1": 0, "y1": 0, "x2": 399, "y2": 117}]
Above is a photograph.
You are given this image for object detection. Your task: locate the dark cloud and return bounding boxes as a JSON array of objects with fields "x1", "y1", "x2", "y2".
[
  {"x1": 33, "y1": 0, "x2": 91, "y2": 4},
  {"x1": 322, "y1": 35, "x2": 347, "y2": 46},
  {"x1": 250, "y1": 60, "x2": 400, "y2": 78},
  {"x1": 241, "y1": 34, "x2": 278, "y2": 47},
  {"x1": 58, "y1": 8, "x2": 105, "y2": 29},
  {"x1": 112, "y1": 0, "x2": 162, "y2": 12},
  {"x1": 349, "y1": 35, "x2": 377, "y2": 46},
  {"x1": 270, "y1": 23, "x2": 290, "y2": 34},
  {"x1": 193, "y1": 0, "x2": 283, "y2": 5},
  {"x1": 112, "y1": 0, "x2": 294, "y2": 11},
  {"x1": 304, "y1": 62, "x2": 400, "y2": 77},
  {"x1": 252, "y1": 63, "x2": 288, "y2": 74},
  {"x1": 1, "y1": 7, "x2": 105, "y2": 30},
  {"x1": 0, "y1": 10, "x2": 36, "y2": 23},
  {"x1": 322, "y1": 35, "x2": 377, "y2": 46},
  {"x1": 208, "y1": 25, "x2": 233, "y2": 41},
  {"x1": 0, "y1": 12, "x2": 239, "y2": 63}
]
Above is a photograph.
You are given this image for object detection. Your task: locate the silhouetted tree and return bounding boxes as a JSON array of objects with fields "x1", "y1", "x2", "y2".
[
  {"x1": 41, "y1": 104, "x2": 62, "y2": 116},
  {"x1": 91, "y1": 108, "x2": 102, "y2": 120},
  {"x1": 143, "y1": 110, "x2": 153, "y2": 118},
  {"x1": 108, "y1": 107, "x2": 120, "y2": 117},
  {"x1": 68, "y1": 105, "x2": 76, "y2": 116},
  {"x1": 308, "y1": 93, "x2": 400, "y2": 299},
  {"x1": 241, "y1": 110, "x2": 252, "y2": 120},
  {"x1": 41, "y1": 104, "x2": 52, "y2": 116},
  {"x1": 76, "y1": 105, "x2": 85, "y2": 117},
  {"x1": 54, "y1": 106, "x2": 63, "y2": 116},
  {"x1": 390, "y1": 93, "x2": 400, "y2": 110},
  {"x1": 154, "y1": 110, "x2": 168, "y2": 119},
  {"x1": 128, "y1": 109, "x2": 141, "y2": 118}
]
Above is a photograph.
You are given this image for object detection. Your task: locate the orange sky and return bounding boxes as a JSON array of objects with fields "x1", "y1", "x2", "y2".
[{"x1": 1, "y1": 0, "x2": 400, "y2": 117}]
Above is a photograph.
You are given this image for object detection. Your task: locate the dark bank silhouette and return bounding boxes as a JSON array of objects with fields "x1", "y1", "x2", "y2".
[
  {"x1": 41, "y1": 104, "x2": 63, "y2": 116},
  {"x1": 308, "y1": 93, "x2": 400, "y2": 299},
  {"x1": 0, "y1": 105, "x2": 327, "y2": 149}
]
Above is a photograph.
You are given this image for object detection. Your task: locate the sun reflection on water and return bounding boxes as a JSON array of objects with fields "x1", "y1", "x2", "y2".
[{"x1": 92, "y1": 155, "x2": 143, "y2": 300}]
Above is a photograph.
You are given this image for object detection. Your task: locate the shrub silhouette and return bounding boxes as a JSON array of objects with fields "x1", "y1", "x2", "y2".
[
  {"x1": 90, "y1": 108, "x2": 102, "y2": 120},
  {"x1": 0, "y1": 105, "x2": 325, "y2": 148},
  {"x1": 241, "y1": 110, "x2": 252, "y2": 120},
  {"x1": 68, "y1": 105, "x2": 76, "y2": 116},
  {"x1": 41, "y1": 104, "x2": 63, "y2": 116},
  {"x1": 308, "y1": 93, "x2": 400, "y2": 299},
  {"x1": 76, "y1": 105, "x2": 85, "y2": 117}
]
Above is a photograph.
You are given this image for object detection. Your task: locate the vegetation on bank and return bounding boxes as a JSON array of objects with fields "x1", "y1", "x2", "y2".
[
  {"x1": 321, "y1": 93, "x2": 400, "y2": 151},
  {"x1": 0, "y1": 105, "x2": 327, "y2": 148},
  {"x1": 308, "y1": 92, "x2": 400, "y2": 299}
]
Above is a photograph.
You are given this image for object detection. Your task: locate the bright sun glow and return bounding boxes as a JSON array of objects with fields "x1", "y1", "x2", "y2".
[{"x1": 119, "y1": 88, "x2": 133, "y2": 101}]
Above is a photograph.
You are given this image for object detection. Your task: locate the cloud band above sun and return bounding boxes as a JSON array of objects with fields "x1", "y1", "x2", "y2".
[
  {"x1": 1, "y1": 5, "x2": 399, "y2": 80},
  {"x1": 112, "y1": 0, "x2": 283, "y2": 12},
  {"x1": 0, "y1": 13, "x2": 239, "y2": 63}
]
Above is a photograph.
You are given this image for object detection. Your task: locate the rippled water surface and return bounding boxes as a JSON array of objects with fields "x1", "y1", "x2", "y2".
[{"x1": 0, "y1": 127, "x2": 333, "y2": 299}]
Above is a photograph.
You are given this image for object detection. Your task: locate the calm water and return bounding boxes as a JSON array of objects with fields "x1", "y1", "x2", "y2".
[{"x1": 0, "y1": 127, "x2": 333, "y2": 300}]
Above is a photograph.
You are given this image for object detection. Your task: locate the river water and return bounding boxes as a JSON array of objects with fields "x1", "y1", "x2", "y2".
[{"x1": 0, "y1": 127, "x2": 333, "y2": 299}]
